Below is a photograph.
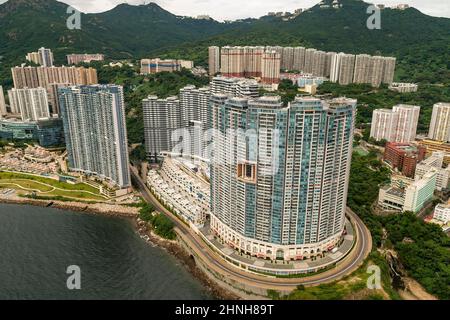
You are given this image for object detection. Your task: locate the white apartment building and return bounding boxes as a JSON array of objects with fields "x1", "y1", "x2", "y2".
[
  {"x1": 210, "y1": 76, "x2": 259, "y2": 98},
  {"x1": 143, "y1": 96, "x2": 182, "y2": 159},
  {"x1": 208, "y1": 46, "x2": 220, "y2": 76},
  {"x1": 370, "y1": 105, "x2": 420, "y2": 143},
  {"x1": 379, "y1": 170, "x2": 437, "y2": 213},
  {"x1": 370, "y1": 109, "x2": 399, "y2": 142},
  {"x1": 415, "y1": 152, "x2": 450, "y2": 191},
  {"x1": 428, "y1": 103, "x2": 450, "y2": 143},
  {"x1": 7, "y1": 88, "x2": 50, "y2": 121},
  {"x1": 434, "y1": 202, "x2": 450, "y2": 224},
  {"x1": 393, "y1": 104, "x2": 421, "y2": 143},
  {"x1": 147, "y1": 158, "x2": 209, "y2": 227},
  {"x1": 58, "y1": 85, "x2": 131, "y2": 189}
]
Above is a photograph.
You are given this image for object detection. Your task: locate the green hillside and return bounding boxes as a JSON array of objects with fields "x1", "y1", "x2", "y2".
[{"x1": 0, "y1": 0, "x2": 449, "y2": 86}]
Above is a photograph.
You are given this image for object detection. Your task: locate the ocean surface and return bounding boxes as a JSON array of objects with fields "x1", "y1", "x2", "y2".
[{"x1": 0, "y1": 203, "x2": 212, "y2": 300}]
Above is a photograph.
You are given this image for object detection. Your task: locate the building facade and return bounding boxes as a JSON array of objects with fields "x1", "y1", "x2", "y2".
[
  {"x1": 26, "y1": 47, "x2": 54, "y2": 67},
  {"x1": 370, "y1": 109, "x2": 399, "y2": 142},
  {"x1": 7, "y1": 88, "x2": 50, "y2": 121},
  {"x1": 140, "y1": 59, "x2": 193, "y2": 74},
  {"x1": 211, "y1": 45, "x2": 396, "y2": 87},
  {"x1": 208, "y1": 46, "x2": 220, "y2": 76},
  {"x1": 67, "y1": 53, "x2": 105, "y2": 65},
  {"x1": 392, "y1": 104, "x2": 421, "y2": 143},
  {"x1": 383, "y1": 142, "x2": 426, "y2": 178},
  {"x1": 370, "y1": 105, "x2": 420, "y2": 143},
  {"x1": 209, "y1": 95, "x2": 356, "y2": 260},
  {"x1": 58, "y1": 85, "x2": 131, "y2": 189},
  {"x1": 415, "y1": 152, "x2": 450, "y2": 191},
  {"x1": 434, "y1": 202, "x2": 450, "y2": 224},
  {"x1": 142, "y1": 96, "x2": 182, "y2": 159},
  {"x1": 0, "y1": 118, "x2": 64, "y2": 147},
  {"x1": 388, "y1": 83, "x2": 418, "y2": 93},
  {"x1": 11, "y1": 66, "x2": 98, "y2": 91},
  {"x1": 379, "y1": 170, "x2": 437, "y2": 213},
  {"x1": 428, "y1": 103, "x2": 450, "y2": 143},
  {"x1": 210, "y1": 76, "x2": 259, "y2": 98}
]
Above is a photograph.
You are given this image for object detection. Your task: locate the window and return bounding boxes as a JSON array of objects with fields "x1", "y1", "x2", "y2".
[{"x1": 237, "y1": 162, "x2": 257, "y2": 184}]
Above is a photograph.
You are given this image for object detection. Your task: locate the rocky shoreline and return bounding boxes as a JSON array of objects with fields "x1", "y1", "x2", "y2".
[
  {"x1": 0, "y1": 195, "x2": 139, "y2": 217},
  {"x1": 135, "y1": 218, "x2": 240, "y2": 300},
  {"x1": 0, "y1": 195, "x2": 239, "y2": 300}
]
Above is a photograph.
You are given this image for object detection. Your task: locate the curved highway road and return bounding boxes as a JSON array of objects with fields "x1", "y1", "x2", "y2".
[{"x1": 130, "y1": 166, "x2": 372, "y2": 292}]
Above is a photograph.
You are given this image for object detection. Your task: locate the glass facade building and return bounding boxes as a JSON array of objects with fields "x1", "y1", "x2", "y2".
[
  {"x1": 209, "y1": 95, "x2": 356, "y2": 260},
  {"x1": 58, "y1": 85, "x2": 131, "y2": 189},
  {"x1": 0, "y1": 118, "x2": 64, "y2": 147}
]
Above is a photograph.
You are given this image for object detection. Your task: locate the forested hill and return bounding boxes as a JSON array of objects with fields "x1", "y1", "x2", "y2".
[{"x1": 0, "y1": 0, "x2": 449, "y2": 86}]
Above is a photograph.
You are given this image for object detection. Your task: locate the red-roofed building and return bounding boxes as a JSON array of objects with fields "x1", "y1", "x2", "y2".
[{"x1": 384, "y1": 142, "x2": 427, "y2": 177}]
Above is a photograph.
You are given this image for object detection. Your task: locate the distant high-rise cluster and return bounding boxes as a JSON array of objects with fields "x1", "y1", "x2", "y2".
[
  {"x1": 11, "y1": 66, "x2": 98, "y2": 90},
  {"x1": 210, "y1": 46, "x2": 396, "y2": 87},
  {"x1": 370, "y1": 105, "x2": 420, "y2": 143},
  {"x1": 58, "y1": 85, "x2": 131, "y2": 189},
  {"x1": 218, "y1": 46, "x2": 280, "y2": 84},
  {"x1": 209, "y1": 46, "x2": 396, "y2": 87},
  {"x1": 209, "y1": 95, "x2": 356, "y2": 260},
  {"x1": 428, "y1": 103, "x2": 450, "y2": 143},
  {"x1": 26, "y1": 47, "x2": 54, "y2": 67},
  {"x1": 67, "y1": 53, "x2": 105, "y2": 65},
  {"x1": 7, "y1": 88, "x2": 50, "y2": 121},
  {"x1": 143, "y1": 75, "x2": 268, "y2": 160},
  {"x1": 140, "y1": 58, "x2": 194, "y2": 75},
  {"x1": 11, "y1": 66, "x2": 98, "y2": 115}
]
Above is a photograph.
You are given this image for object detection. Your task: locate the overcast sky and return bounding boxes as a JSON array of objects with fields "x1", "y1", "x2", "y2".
[{"x1": 1, "y1": 0, "x2": 449, "y2": 20}]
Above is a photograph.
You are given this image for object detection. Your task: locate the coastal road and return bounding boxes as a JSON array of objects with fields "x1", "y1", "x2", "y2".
[{"x1": 130, "y1": 165, "x2": 372, "y2": 293}]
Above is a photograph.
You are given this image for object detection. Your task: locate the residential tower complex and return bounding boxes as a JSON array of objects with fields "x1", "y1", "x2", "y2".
[
  {"x1": 58, "y1": 85, "x2": 131, "y2": 189},
  {"x1": 209, "y1": 95, "x2": 356, "y2": 260},
  {"x1": 7, "y1": 88, "x2": 50, "y2": 121},
  {"x1": 370, "y1": 105, "x2": 420, "y2": 143},
  {"x1": 210, "y1": 45, "x2": 396, "y2": 87},
  {"x1": 428, "y1": 103, "x2": 450, "y2": 143}
]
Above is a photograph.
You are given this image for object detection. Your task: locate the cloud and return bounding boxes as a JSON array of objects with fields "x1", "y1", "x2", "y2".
[{"x1": 1, "y1": 0, "x2": 449, "y2": 19}]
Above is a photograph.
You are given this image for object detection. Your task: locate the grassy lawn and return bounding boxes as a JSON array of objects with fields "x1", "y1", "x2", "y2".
[
  {"x1": 48, "y1": 189, "x2": 106, "y2": 201},
  {"x1": 0, "y1": 180, "x2": 54, "y2": 192},
  {"x1": 0, "y1": 171, "x2": 107, "y2": 201},
  {"x1": 0, "y1": 172, "x2": 100, "y2": 194}
]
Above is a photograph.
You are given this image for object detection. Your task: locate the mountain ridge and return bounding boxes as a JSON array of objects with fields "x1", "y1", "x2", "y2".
[{"x1": 0, "y1": 0, "x2": 449, "y2": 86}]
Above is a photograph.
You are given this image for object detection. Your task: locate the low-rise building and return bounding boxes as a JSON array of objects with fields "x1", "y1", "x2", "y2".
[
  {"x1": 0, "y1": 118, "x2": 64, "y2": 147},
  {"x1": 140, "y1": 58, "x2": 194, "y2": 74},
  {"x1": 378, "y1": 169, "x2": 437, "y2": 213},
  {"x1": 434, "y1": 202, "x2": 450, "y2": 224},
  {"x1": 67, "y1": 53, "x2": 105, "y2": 65},
  {"x1": 418, "y1": 139, "x2": 450, "y2": 164},
  {"x1": 383, "y1": 142, "x2": 426, "y2": 177},
  {"x1": 388, "y1": 82, "x2": 418, "y2": 93},
  {"x1": 415, "y1": 152, "x2": 450, "y2": 191},
  {"x1": 147, "y1": 157, "x2": 209, "y2": 228}
]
